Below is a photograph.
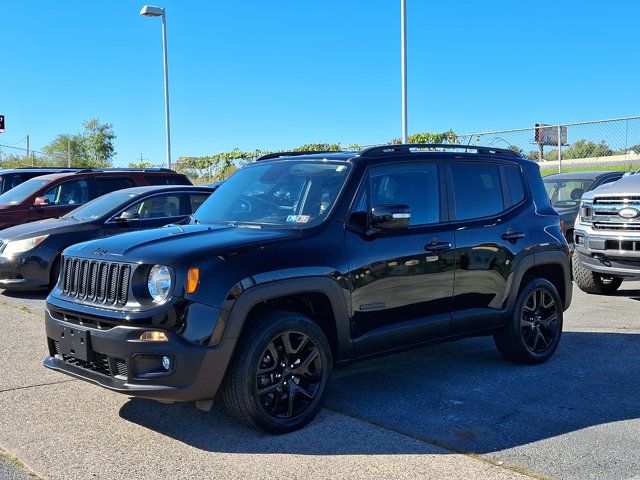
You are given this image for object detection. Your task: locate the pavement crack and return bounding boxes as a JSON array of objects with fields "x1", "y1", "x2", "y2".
[
  {"x1": 325, "y1": 403, "x2": 554, "y2": 480},
  {"x1": 0, "y1": 379, "x2": 77, "y2": 395}
]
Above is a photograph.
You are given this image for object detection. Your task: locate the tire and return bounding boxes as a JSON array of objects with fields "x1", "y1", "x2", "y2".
[
  {"x1": 572, "y1": 252, "x2": 622, "y2": 295},
  {"x1": 494, "y1": 278, "x2": 563, "y2": 365},
  {"x1": 222, "y1": 310, "x2": 333, "y2": 434}
]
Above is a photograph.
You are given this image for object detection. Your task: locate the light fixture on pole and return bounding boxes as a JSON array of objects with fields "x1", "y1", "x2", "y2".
[
  {"x1": 400, "y1": 0, "x2": 408, "y2": 144},
  {"x1": 140, "y1": 5, "x2": 172, "y2": 170}
]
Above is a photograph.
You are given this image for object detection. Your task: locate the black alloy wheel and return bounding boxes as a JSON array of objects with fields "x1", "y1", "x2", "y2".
[
  {"x1": 494, "y1": 278, "x2": 563, "y2": 364},
  {"x1": 222, "y1": 310, "x2": 332, "y2": 434},
  {"x1": 520, "y1": 288, "x2": 558, "y2": 354},
  {"x1": 256, "y1": 330, "x2": 322, "y2": 419}
]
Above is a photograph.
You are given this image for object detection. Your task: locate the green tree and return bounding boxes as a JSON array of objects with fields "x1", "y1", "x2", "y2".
[
  {"x1": 43, "y1": 118, "x2": 116, "y2": 167},
  {"x1": 128, "y1": 160, "x2": 154, "y2": 168},
  {"x1": 544, "y1": 139, "x2": 613, "y2": 161}
]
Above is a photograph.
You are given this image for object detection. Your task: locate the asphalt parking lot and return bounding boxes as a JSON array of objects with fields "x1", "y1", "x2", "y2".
[{"x1": 0, "y1": 283, "x2": 639, "y2": 480}]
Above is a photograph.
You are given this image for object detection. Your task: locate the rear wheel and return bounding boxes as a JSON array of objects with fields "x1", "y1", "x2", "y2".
[
  {"x1": 494, "y1": 278, "x2": 563, "y2": 364},
  {"x1": 572, "y1": 252, "x2": 622, "y2": 295},
  {"x1": 222, "y1": 310, "x2": 332, "y2": 434}
]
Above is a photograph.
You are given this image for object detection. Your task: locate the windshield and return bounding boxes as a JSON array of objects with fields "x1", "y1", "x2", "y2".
[
  {"x1": 193, "y1": 160, "x2": 351, "y2": 227},
  {"x1": 0, "y1": 179, "x2": 49, "y2": 205},
  {"x1": 543, "y1": 178, "x2": 594, "y2": 208},
  {"x1": 62, "y1": 191, "x2": 139, "y2": 221}
]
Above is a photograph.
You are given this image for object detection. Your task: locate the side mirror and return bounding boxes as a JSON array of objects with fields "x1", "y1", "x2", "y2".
[
  {"x1": 33, "y1": 197, "x2": 50, "y2": 207},
  {"x1": 115, "y1": 211, "x2": 139, "y2": 222},
  {"x1": 370, "y1": 204, "x2": 411, "y2": 230}
]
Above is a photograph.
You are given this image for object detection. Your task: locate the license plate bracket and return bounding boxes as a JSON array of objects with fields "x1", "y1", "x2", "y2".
[{"x1": 59, "y1": 326, "x2": 91, "y2": 361}]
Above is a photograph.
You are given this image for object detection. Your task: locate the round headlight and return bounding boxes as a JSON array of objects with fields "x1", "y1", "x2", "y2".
[{"x1": 147, "y1": 265, "x2": 172, "y2": 303}]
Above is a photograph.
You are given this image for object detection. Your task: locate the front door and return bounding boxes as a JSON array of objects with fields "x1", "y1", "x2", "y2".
[
  {"x1": 29, "y1": 179, "x2": 90, "y2": 222},
  {"x1": 345, "y1": 162, "x2": 454, "y2": 354}
]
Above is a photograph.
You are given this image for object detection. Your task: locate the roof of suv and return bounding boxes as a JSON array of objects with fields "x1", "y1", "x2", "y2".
[
  {"x1": 255, "y1": 144, "x2": 530, "y2": 165},
  {"x1": 29, "y1": 169, "x2": 186, "y2": 182}
]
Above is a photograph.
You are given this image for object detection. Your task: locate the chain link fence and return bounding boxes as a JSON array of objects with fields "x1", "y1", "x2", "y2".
[{"x1": 453, "y1": 116, "x2": 640, "y2": 176}]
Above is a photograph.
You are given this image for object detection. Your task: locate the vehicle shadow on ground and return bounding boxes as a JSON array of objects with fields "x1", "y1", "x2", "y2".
[
  {"x1": 0, "y1": 290, "x2": 48, "y2": 301},
  {"x1": 119, "y1": 331, "x2": 640, "y2": 455}
]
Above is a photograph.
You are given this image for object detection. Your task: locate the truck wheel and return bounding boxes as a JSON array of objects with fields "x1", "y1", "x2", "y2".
[
  {"x1": 572, "y1": 252, "x2": 622, "y2": 295},
  {"x1": 222, "y1": 310, "x2": 332, "y2": 434},
  {"x1": 494, "y1": 278, "x2": 563, "y2": 365}
]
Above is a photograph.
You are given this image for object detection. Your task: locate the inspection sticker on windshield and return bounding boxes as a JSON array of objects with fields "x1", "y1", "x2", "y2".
[{"x1": 286, "y1": 215, "x2": 311, "y2": 224}]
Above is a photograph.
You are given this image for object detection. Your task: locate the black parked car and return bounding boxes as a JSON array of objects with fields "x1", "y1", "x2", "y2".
[
  {"x1": 543, "y1": 170, "x2": 624, "y2": 243},
  {"x1": 0, "y1": 185, "x2": 214, "y2": 290},
  {"x1": 43, "y1": 145, "x2": 572, "y2": 434}
]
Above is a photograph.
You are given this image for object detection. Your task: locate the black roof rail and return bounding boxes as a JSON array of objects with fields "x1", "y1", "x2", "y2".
[
  {"x1": 69, "y1": 167, "x2": 176, "y2": 173},
  {"x1": 15, "y1": 167, "x2": 81, "y2": 170},
  {"x1": 358, "y1": 143, "x2": 522, "y2": 158},
  {"x1": 256, "y1": 151, "x2": 338, "y2": 161}
]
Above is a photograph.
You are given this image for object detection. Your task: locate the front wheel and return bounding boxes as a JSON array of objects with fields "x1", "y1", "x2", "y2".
[
  {"x1": 222, "y1": 310, "x2": 332, "y2": 434},
  {"x1": 572, "y1": 253, "x2": 622, "y2": 295},
  {"x1": 494, "y1": 278, "x2": 563, "y2": 364}
]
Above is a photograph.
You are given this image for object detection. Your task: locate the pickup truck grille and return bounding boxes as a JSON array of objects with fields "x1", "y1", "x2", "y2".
[
  {"x1": 61, "y1": 257, "x2": 131, "y2": 305},
  {"x1": 593, "y1": 222, "x2": 640, "y2": 231},
  {"x1": 593, "y1": 196, "x2": 640, "y2": 205}
]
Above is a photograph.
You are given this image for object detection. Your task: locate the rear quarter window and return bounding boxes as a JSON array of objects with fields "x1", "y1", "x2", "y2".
[
  {"x1": 145, "y1": 175, "x2": 191, "y2": 186},
  {"x1": 504, "y1": 165, "x2": 526, "y2": 205}
]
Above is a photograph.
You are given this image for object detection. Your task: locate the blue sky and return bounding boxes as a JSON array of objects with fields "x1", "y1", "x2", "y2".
[{"x1": 1, "y1": 0, "x2": 638, "y2": 166}]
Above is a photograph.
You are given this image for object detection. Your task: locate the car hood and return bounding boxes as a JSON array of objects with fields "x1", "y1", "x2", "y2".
[
  {"x1": 582, "y1": 174, "x2": 639, "y2": 200},
  {"x1": 0, "y1": 217, "x2": 83, "y2": 241},
  {"x1": 63, "y1": 224, "x2": 301, "y2": 264}
]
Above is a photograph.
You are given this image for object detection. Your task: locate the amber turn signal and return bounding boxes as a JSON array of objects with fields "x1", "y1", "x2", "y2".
[
  {"x1": 186, "y1": 267, "x2": 200, "y2": 294},
  {"x1": 139, "y1": 331, "x2": 169, "y2": 342}
]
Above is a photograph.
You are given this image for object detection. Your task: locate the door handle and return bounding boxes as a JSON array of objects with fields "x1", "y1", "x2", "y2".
[
  {"x1": 501, "y1": 231, "x2": 526, "y2": 243},
  {"x1": 425, "y1": 241, "x2": 452, "y2": 253}
]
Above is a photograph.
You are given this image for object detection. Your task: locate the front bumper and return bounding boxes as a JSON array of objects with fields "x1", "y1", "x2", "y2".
[
  {"x1": 43, "y1": 306, "x2": 236, "y2": 402},
  {"x1": 0, "y1": 249, "x2": 52, "y2": 290},
  {"x1": 574, "y1": 225, "x2": 640, "y2": 277}
]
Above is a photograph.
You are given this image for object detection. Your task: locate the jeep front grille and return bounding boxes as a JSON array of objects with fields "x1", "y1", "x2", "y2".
[{"x1": 61, "y1": 257, "x2": 131, "y2": 305}]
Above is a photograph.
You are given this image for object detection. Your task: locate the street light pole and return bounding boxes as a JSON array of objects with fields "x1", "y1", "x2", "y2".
[
  {"x1": 400, "y1": 0, "x2": 408, "y2": 144},
  {"x1": 141, "y1": 5, "x2": 172, "y2": 170}
]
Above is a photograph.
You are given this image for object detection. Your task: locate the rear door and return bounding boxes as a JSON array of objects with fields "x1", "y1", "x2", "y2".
[
  {"x1": 448, "y1": 162, "x2": 530, "y2": 334},
  {"x1": 345, "y1": 161, "x2": 455, "y2": 354}
]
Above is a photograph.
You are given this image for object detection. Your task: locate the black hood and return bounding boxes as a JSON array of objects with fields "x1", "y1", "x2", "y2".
[
  {"x1": 0, "y1": 217, "x2": 85, "y2": 241},
  {"x1": 63, "y1": 224, "x2": 301, "y2": 264}
]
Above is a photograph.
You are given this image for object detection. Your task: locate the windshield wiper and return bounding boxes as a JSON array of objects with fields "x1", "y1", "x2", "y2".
[{"x1": 227, "y1": 221, "x2": 262, "y2": 229}]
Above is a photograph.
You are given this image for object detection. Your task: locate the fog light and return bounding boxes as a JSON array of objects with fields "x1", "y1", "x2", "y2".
[
  {"x1": 139, "y1": 331, "x2": 168, "y2": 342},
  {"x1": 162, "y1": 356, "x2": 172, "y2": 370}
]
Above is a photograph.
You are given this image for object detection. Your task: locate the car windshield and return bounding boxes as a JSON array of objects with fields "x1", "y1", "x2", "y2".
[
  {"x1": 193, "y1": 160, "x2": 351, "y2": 227},
  {"x1": 543, "y1": 178, "x2": 594, "y2": 208},
  {"x1": 0, "y1": 179, "x2": 49, "y2": 205},
  {"x1": 62, "y1": 191, "x2": 140, "y2": 221}
]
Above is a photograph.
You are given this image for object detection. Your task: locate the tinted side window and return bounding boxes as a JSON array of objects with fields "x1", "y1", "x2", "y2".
[
  {"x1": 188, "y1": 193, "x2": 210, "y2": 214},
  {"x1": 451, "y1": 164, "x2": 503, "y2": 220},
  {"x1": 93, "y1": 178, "x2": 136, "y2": 197},
  {"x1": 121, "y1": 194, "x2": 182, "y2": 220},
  {"x1": 371, "y1": 163, "x2": 440, "y2": 226},
  {"x1": 504, "y1": 165, "x2": 525, "y2": 205},
  {"x1": 146, "y1": 175, "x2": 191, "y2": 186}
]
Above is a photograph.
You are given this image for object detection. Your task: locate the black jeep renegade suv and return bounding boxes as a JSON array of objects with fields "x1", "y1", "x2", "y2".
[{"x1": 43, "y1": 144, "x2": 572, "y2": 434}]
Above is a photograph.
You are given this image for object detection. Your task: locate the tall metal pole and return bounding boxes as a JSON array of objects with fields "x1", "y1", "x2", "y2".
[
  {"x1": 26, "y1": 135, "x2": 30, "y2": 164},
  {"x1": 161, "y1": 11, "x2": 172, "y2": 170},
  {"x1": 401, "y1": 0, "x2": 408, "y2": 144}
]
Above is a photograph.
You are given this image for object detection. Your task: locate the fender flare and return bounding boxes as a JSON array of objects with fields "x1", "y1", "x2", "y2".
[
  {"x1": 221, "y1": 276, "x2": 353, "y2": 360},
  {"x1": 504, "y1": 250, "x2": 572, "y2": 312}
]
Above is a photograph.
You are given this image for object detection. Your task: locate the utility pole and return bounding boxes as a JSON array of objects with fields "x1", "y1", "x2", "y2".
[
  {"x1": 400, "y1": 0, "x2": 408, "y2": 144},
  {"x1": 26, "y1": 135, "x2": 30, "y2": 164},
  {"x1": 67, "y1": 139, "x2": 71, "y2": 167}
]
